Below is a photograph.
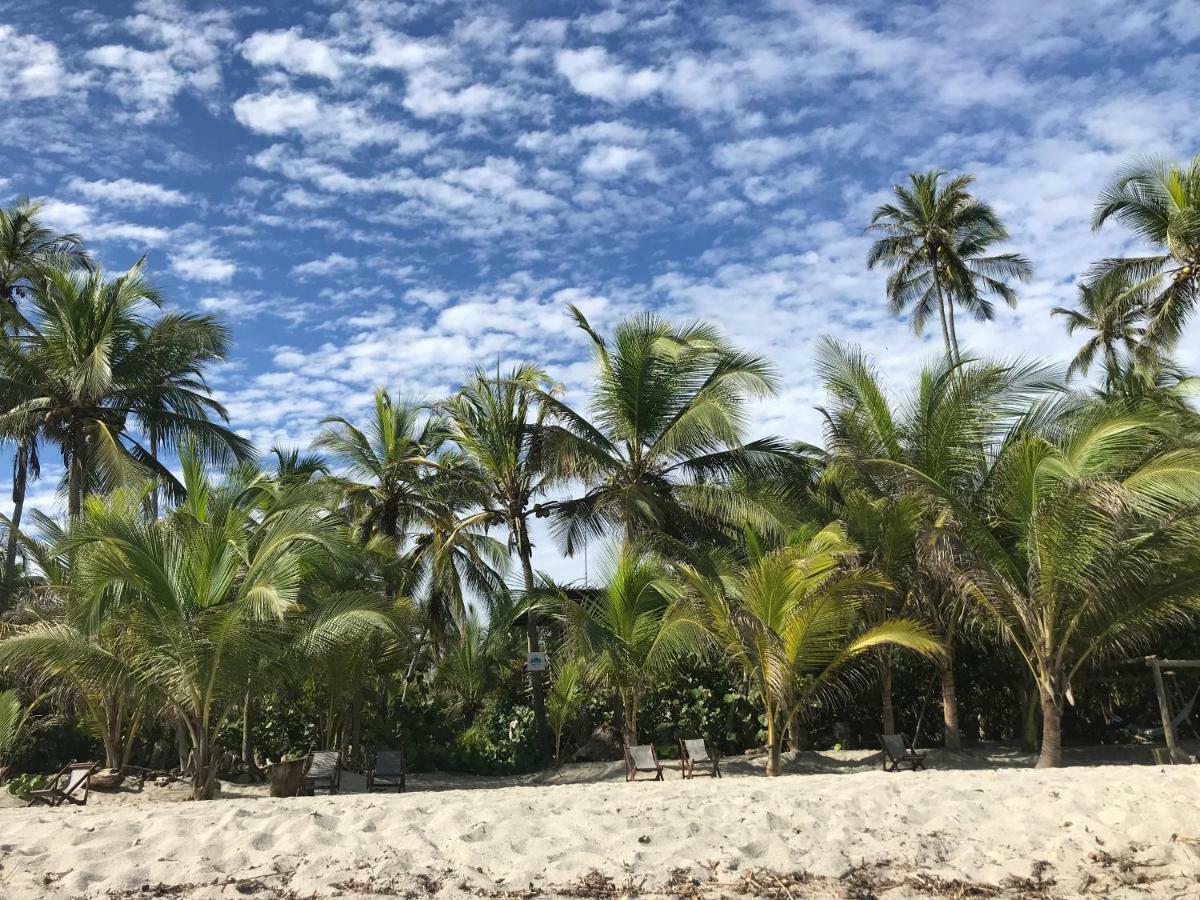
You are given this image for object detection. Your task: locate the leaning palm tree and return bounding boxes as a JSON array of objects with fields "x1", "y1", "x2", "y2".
[
  {"x1": 0, "y1": 258, "x2": 250, "y2": 521},
  {"x1": 815, "y1": 337, "x2": 1056, "y2": 749},
  {"x1": 1091, "y1": 153, "x2": 1200, "y2": 348},
  {"x1": 437, "y1": 364, "x2": 560, "y2": 760},
  {"x1": 680, "y1": 524, "x2": 939, "y2": 776},
  {"x1": 867, "y1": 169, "x2": 1032, "y2": 365},
  {"x1": 1052, "y1": 270, "x2": 1148, "y2": 386},
  {"x1": 534, "y1": 306, "x2": 805, "y2": 555},
  {"x1": 549, "y1": 543, "x2": 705, "y2": 745},
  {"x1": 0, "y1": 199, "x2": 88, "y2": 593}
]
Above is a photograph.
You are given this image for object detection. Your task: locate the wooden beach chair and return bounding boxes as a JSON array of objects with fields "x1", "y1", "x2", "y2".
[
  {"x1": 366, "y1": 748, "x2": 406, "y2": 793},
  {"x1": 678, "y1": 738, "x2": 721, "y2": 779},
  {"x1": 624, "y1": 744, "x2": 663, "y2": 781},
  {"x1": 879, "y1": 733, "x2": 926, "y2": 771},
  {"x1": 302, "y1": 750, "x2": 342, "y2": 795},
  {"x1": 26, "y1": 761, "x2": 100, "y2": 807}
]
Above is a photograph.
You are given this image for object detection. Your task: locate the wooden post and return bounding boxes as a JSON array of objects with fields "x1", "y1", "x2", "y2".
[{"x1": 1148, "y1": 658, "x2": 1183, "y2": 764}]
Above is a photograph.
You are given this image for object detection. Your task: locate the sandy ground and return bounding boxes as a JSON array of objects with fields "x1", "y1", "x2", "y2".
[{"x1": 2, "y1": 745, "x2": 1199, "y2": 898}]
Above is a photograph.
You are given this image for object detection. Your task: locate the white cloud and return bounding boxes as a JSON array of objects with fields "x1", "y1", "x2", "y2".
[
  {"x1": 403, "y1": 70, "x2": 516, "y2": 119},
  {"x1": 0, "y1": 26, "x2": 83, "y2": 99},
  {"x1": 66, "y1": 177, "x2": 189, "y2": 207},
  {"x1": 580, "y1": 145, "x2": 654, "y2": 179},
  {"x1": 170, "y1": 241, "x2": 236, "y2": 282},
  {"x1": 364, "y1": 33, "x2": 450, "y2": 71},
  {"x1": 712, "y1": 136, "x2": 804, "y2": 172},
  {"x1": 292, "y1": 253, "x2": 358, "y2": 277},
  {"x1": 241, "y1": 28, "x2": 342, "y2": 80},
  {"x1": 555, "y1": 47, "x2": 663, "y2": 103}
]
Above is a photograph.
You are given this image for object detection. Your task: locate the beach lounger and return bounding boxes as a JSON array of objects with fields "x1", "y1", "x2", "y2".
[
  {"x1": 302, "y1": 750, "x2": 342, "y2": 795},
  {"x1": 26, "y1": 761, "x2": 100, "y2": 807},
  {"x1": 624, "y1": 744, "x2": 663, "y2": 781},
  {"x1": 366, "y1": 748, "x2": 406, "y2": 793},
  {"x1": 879, "y1": 733, "x2": 926, "y2": 771},
  {"x1": 678, "y1": 738, "x2": 721, "y2": 779}
]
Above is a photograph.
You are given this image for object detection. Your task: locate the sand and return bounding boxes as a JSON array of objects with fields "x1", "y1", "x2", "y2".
[{"x1": 2, "y1": 748, "x2": 1199, "y2": 899}]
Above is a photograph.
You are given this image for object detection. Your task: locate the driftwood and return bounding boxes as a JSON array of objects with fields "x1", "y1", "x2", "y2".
[{"x1": 267, "y1": 757, "x2": 309, "y2": 797}]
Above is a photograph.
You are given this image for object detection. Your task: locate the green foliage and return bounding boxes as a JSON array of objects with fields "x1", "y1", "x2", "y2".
[
  {"x1": 6, "y1": 772, "x2": 48, "y2": 799},
  {"x1": 0, "y1": 689, "x2": 33, "y2": 767}
]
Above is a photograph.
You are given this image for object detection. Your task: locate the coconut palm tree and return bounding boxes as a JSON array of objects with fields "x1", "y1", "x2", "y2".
[
  {"x1": 314, "y1": 390, "x2": 449, "y2": 546},
  {"x1": 1052, "y1": 271, "x2": 1147, "y2": 386},
  {"x1": 815, "y1": 336, "x2": 1055, "y2": 749},
  {"x1": 0, "y1": 509, "x2": 151, "y2": 769},
  {"x1": 0, "y1": 200, "x2": 88, "y2": 594},
  {"x1": 679, "y1": 524, "x2": 938, "y2": 776},
  {"x1": 884, "y1": 402, "x2": 1200, "y2": 767},
  {"x1": 1091, "y1": 153, "x2": 1200, "y2": 348},
  {"x1": 550, "y1": 544, "x2": 705, "y2": 745},
  {"x1": 437, "y1": 364, "x2": 560, "y2": 760},
  {"x1": 0, "y1": 259, "x2": 250, "y2": 521},
  {"x1": 867, "y1": 169, "x2": 1033, "y2": 365},
  {"x1": 534, "y1": 307, "x2": 805, "y2": 555},
  {"x1": 54, "y1": 449, "x2": 398, "y2": 799}
]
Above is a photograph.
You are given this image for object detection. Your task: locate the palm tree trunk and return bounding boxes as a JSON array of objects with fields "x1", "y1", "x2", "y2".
[
  {"x1": 67, "y1": 432, "x2": 84, "y2": 521},
  {"x1": 931, "y1": 256, "x2": 957, "y2": 366},
  {"x1": 786, "y1": 709, "x2": 807, "y2": 751},
  {"x1": 945, "y1": 291, "x2": 962, "y2": 366},
  {"x1": 3, "y1": 440, "x2": 28, "y2": 598},
  {"x1": 766, "y1": 707, "x2": 782, "y2": 776},
  {"x1": 939, "y1": 651, "x2": 961, "y2": 751},
  {"x1": 149, "y1": 430, "x2": 159, "y2": 520},
  {"x1": 621, "y1": 689, "x2": 638, "y2": 746},
  {"x1": 880, "y1": 647, "x2": 896, "y2": 735},
  {"x1": 1035, "y1": 685, "x2": 1063, "y2": 768},
  {"x1": 515, "y1": 517, "x2": 552, "y2": 764}
]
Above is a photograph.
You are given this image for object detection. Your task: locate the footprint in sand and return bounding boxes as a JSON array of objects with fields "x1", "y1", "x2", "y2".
[{"x1": 461, "y1": 823, "x2": 489, "y2": 843}]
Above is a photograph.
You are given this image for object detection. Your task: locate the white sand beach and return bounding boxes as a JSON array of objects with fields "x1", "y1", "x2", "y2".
[{"x1": 3, "y1": 748, "x2": 1199, "y2": 899}]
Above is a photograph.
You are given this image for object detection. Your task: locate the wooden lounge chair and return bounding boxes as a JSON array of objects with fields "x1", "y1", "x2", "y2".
[
  {"x1": 678, "y1": 738, "x2": 721, "y2": 779},
  {"x1": 624, "y1": 744, "x2": 663, "y2": 781},
  {"x1": 302, "y1": 750, "x2": 342, "y2": 795},
  {"x1": 26, "y1": 761, "x2": 100, "y2": 807},
  {"x1": 879, "y1": 733, "x2": 926, "y2": 771},
  {"x1": 366, "y1": 748, "x2": 406, "y2": 793}
]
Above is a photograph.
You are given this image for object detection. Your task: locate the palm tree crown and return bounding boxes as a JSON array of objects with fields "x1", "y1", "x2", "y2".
[{"x1": 867, "y1": 170, "x2": 1032, "y2": 366}]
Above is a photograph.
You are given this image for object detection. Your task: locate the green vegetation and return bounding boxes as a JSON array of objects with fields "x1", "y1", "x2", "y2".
[{"x1": 2, "y1": 155, "x2": 1200, "y2": 794}]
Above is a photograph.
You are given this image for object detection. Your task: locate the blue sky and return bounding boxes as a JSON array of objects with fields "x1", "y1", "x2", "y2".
[{"x1": 2, "y1": 0, "x2": 1199, "y2": 574}]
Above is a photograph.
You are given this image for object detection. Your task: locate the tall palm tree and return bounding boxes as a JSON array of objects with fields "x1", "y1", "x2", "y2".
[
  {"x1": 0, "y1": 259, "x2": 250, "y2": 521},
  {"x1": 437, "y1": 364, "x2": 560, "y2": 760},
  {"x1": 535, "y1": 306, "x2": 805, "y2": 554},
  {"x1": 867, "y1": 169, "x2": 1033, "y2": 365},
  {"x1": 815, "y1": 337, "x2": 1055, "y2": 749},
  {"x1": 1091, "y1": 153, "x2": 1200, "y2": 348},
  {"x1": 550, "y1": 543, "x2": 705, "y2": 745},
  {"x1": 1052, "y1": 271, "x2": 1147, "y2": 386},
  {"x1": 679, "y1": 524, "x2": 938, "y2": 776},
  {"x1": 887, "y1": 402, "x2": 1200, "y2": 767},
  {"x1": 0, "y1": 200, "x2": 88, "y2": 594}
]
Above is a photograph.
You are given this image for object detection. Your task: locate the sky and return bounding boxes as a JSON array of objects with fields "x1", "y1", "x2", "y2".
[{"x1": 2, "y1": 0, "x2": 1199, "y2": 579}]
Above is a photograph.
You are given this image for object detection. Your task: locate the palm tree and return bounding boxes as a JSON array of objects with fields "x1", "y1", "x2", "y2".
[
  {"x1": 815, "y1": 337, "x2": 1055, "y2": 749},
  {"x1": 54, "y1": 450, "x2": 398, "y2": 798},
  {"x1": 886, "y1": 401, "x2": 1200, "y2": 767},
  {"x1": 0, "y1": 259, "x2": 250, "y2": 521},
  {"x1": 438, "y1": 364, "x2": 560, "y2": 761},
  {"x1": 550, "y1": 543, "x2": 705, "y2": 745},
  {"x1": 0, "y1": 200, "x2": 88, "y2": 594},
  {"x1": 1052, "y1": 271, "x2": 1147, "y2": 385},
  {"x1": 1091, "y1": 153, "x2": 1200, "y2": 348},
  {"x1": 535, "y1": 306, "x2": 804, "y2": 554},
  {"x1": 679, "y1": 524, "x2": 939, "y2": 776},
  {"x1": 545, "y1": 655, "x2": 586, "y2": 766},
  {"x1": 0, "y1": 198, "x2": 87, "y2": 322},
  {"x1": 0, "y1": 509, "x2": 151, "y2": 770},
  {"x1": 314, "y1": 390, "x2": 449, "y2": 546},
  {"x1": 867, "y1": 169, "x2": 1033, "y2": 365}
]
